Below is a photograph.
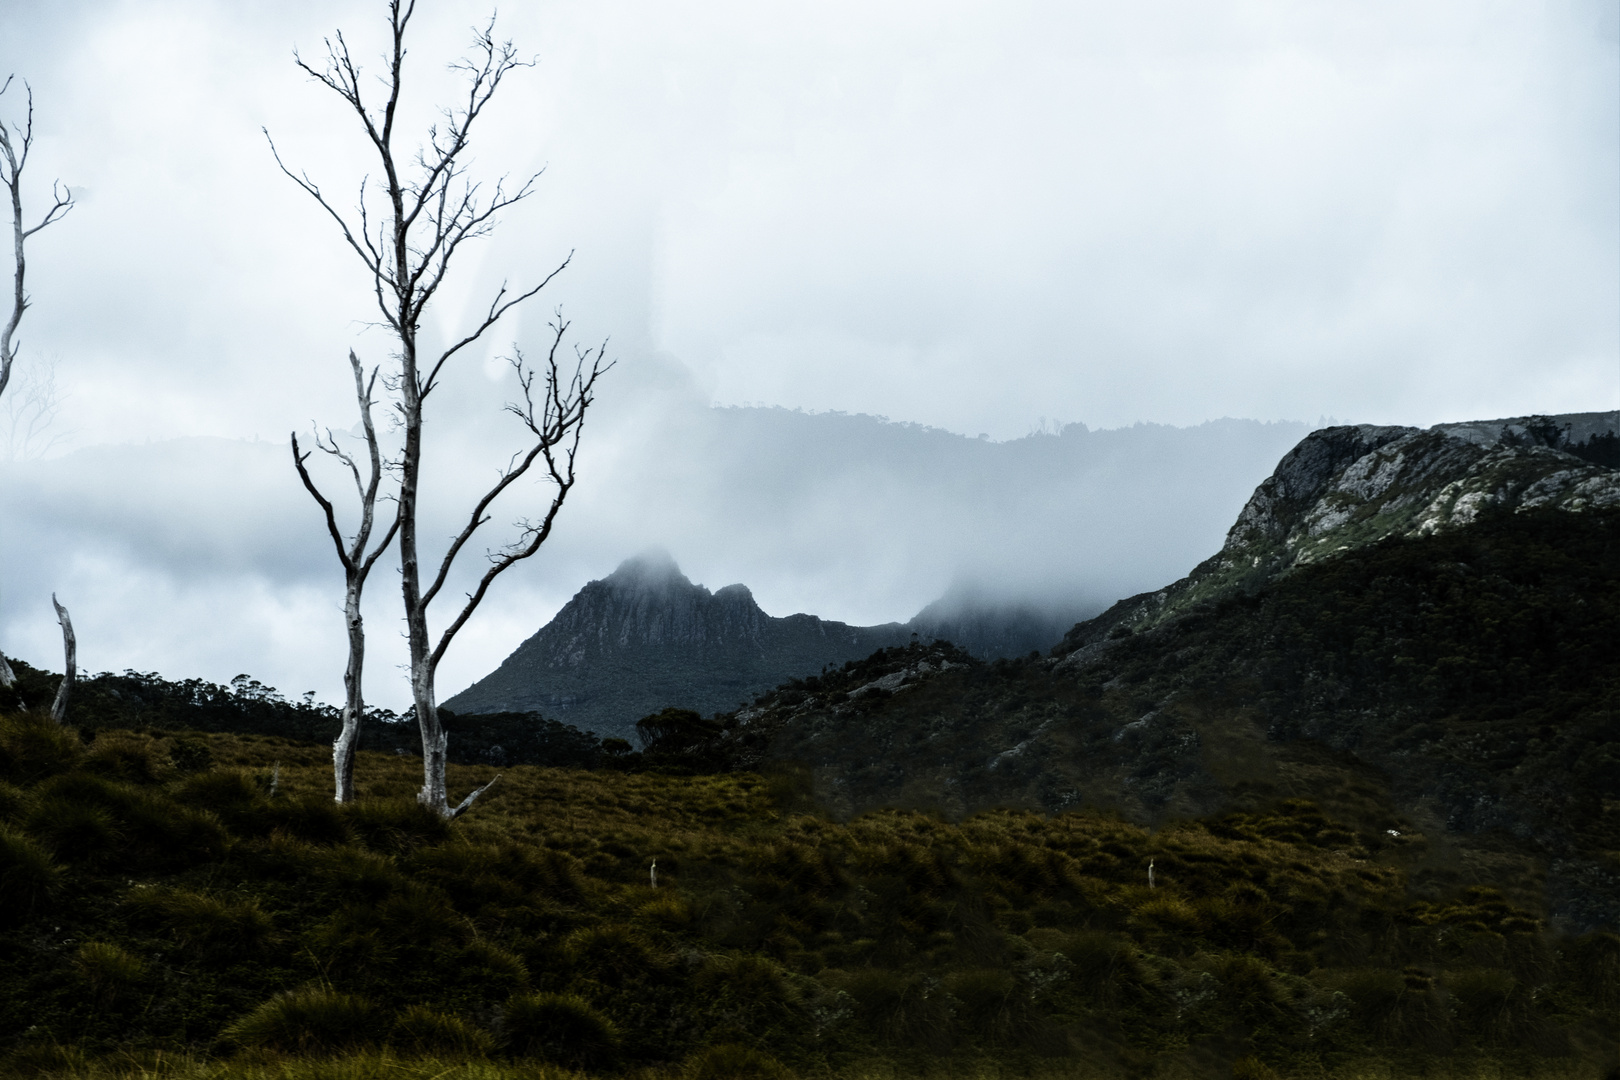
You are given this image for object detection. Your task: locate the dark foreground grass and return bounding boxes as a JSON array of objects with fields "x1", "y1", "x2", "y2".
[{"x1": 1, "y1": 714, "x2": 1616, "y2": 1080}]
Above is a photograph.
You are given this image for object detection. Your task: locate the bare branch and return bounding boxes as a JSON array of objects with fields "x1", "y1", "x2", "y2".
[
  {"x1": 426, "y1": 326, "x2": 609, "y2": 669},
  {"x1": 448, "y1": 772, "x2": 501, "y2": 819},
  {"x1": 2, "y1": 77, "x2": 75, "y2": 404},
  {"x1": 421, "y1": 254, "x2": 570, "y2": 397},
  {"x1": 291, "y1": 432, "x2": 355, "y2": 573}
]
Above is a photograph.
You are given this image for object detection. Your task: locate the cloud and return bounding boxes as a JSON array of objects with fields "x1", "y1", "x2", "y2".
[
  {"x1": 0, "y1": 396, "x2": 1308, "y2": 710},
  {"x1": 0, "y1": 0, "x2": 1613, "y2": 708}
]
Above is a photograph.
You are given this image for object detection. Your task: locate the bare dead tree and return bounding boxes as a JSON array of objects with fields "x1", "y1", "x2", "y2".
[
  {"x1": 269, "y1": 2, "x2": 608, "y2": 818},
  {"x1": 1, "y1": 76, "x2": 74, "y2": 692},
  {"x1": 292, "y1": 349, "x2": 400, "y2": 803},
  {"x1": 48, "y1": 593, "x2": 74, "y2": 723}
]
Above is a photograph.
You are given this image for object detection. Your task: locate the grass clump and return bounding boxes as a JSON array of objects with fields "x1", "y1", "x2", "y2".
[
  {"x1": 0, "y1": 823, "x2": 60, "y2": 916},
  {"x1": 389, "y1": 1005, "x2": 493, "y2": 1058},
  {"x1": 220, "y1": 987, "x2": 387, "y2": 1055},
  {"x1": 72, "y1": 942, "x2": 146, "y2": 1007},
  {"x1": 682, "y1": 1043, "x2": 794, "y2": 1080},
  {"x1": 498, "y1": 992, "x2": 619, "y2": 1069}
]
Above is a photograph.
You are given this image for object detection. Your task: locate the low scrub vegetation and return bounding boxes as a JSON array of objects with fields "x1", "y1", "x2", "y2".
[{"x1": 1, "y1": 708, "x2": 1616, "y2": 1079}]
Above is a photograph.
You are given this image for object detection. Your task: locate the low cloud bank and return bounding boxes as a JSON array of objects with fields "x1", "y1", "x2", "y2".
[{"x1": 0, "y1": 393, "x2": 1308, "y2": 711}]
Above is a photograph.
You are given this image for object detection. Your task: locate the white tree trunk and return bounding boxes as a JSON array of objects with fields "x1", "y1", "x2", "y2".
[
  {"x1": 48, "y1": 593, "x2": 73, "y2": 724},
  {"x1": 332, "y1": 582, "x2": 364, "y2": 802}
]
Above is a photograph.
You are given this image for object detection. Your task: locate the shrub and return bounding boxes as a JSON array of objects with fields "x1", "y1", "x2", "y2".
[
  {"x1": 1216, "y1": 954, "x2": 1282, "y2": 1024},
  {"x1": 838, "y1": 968, "x2": 954, "y2": 1051},
  {"x1": 499, "y1": 992, "x2": 620, "y2": 1069},
  {"x1": 1129, "y1": 895, "x2": 1204, "y2": 946},
  {"x1": 1231, "y1": 1056, "x2": 1281, "y2": 1080},
  {"x1": 345, "y1": 798, "x2": 450, "y2": 853},
  {"x1": 1335, "y1": 968, "x2": 1450, "y2": 1049},
  {"x1": 0, "y1": 712, "x2": 83, "y2": 783},
  {"x1": 124, "y1": 887, "x2": 274, "y2": 961},
  {"x1": 456, "y1": 939, "x2": 531, "y2": 997},
  {"x1": 0, "y1": 779, "x2": 23, "y2": 820},
  {"x1": 683, "y1": 1043, "x2": 794, "y2": 1080},
  {"x1": 1564, "y1": 931, "x2": 1620, "y2": 1009},
  {"x1": 943, "y1": 968, "x2": 1018, "y2": 1042},
  {"x1": 0, "y1": 825, "x2": 60, "y2": 917},
  {"x1": 563, "y1": 924, "x2": 665, "y2": 988},
  {"x1": 169, "y1": 737, "x2": 214, "y2": 774},
  {"x1": 83, "y1": 731, "x2": 171, "y2": 784},
  {"x1": 693, "y1": 954, "x2": 794, "y2": 1031},
  {"x1": 175, "y1": 770, "x2": 268, "y2": 833},
  {"x1": 1449, "y1": 967, "x2": 1541, "y2": 1046},
  {"x1": 1062, "y1": 930, "x2": 1148, "y2": 1005},
  {"x1": 25, "y1": 797, "x2": 121, "y2": 863},
  {"x1": 640, "y1": 893, "x2": 694, "y2": 928},
  {"x1": 221, "y1": 986, "x2": 388, "y2": 1054},
  {"x1": 266, "y1": 794, "x2": 352, "y2": 845},
  {"x1": 390, "y1": 1004, "x2": 493, "y2": 1058},
  {"x1": 26, "y1": 772, "x2": 227, "y2": 870},
  {"x1": 409, "y1": 841, "x2": 582, "y2": 907},
  {"x1": 72, "y1": 942, "x2": 146, "y2": 1007}
]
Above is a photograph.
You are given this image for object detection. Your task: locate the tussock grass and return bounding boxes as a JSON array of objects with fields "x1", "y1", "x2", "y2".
[{"x1": 1, "y1": 720, "x2": 1615, "y2": 1080}]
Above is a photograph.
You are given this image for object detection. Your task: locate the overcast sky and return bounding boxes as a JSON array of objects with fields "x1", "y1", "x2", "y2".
[{"x1": 0, "y1": 0, "x2": 1616, "y2": 709}]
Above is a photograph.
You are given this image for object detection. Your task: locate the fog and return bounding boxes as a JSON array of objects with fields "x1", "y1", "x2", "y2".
[
  {"x1": 0, "y1": 0, "x2": 1614, "y2": 708},
  {"x1": 0, "y1": 383, "x2": 1307, "y2": 707}
]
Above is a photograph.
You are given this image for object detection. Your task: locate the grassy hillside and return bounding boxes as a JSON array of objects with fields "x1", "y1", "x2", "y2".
[
  {"x1": 723, "y1": 507, "x2": 1620, "y2": 932},
  {"x1": 2, "y1": 712, "x2": 1617, "y2": 1079}
]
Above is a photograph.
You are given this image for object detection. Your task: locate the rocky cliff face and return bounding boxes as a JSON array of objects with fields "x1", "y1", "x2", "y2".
[
  {"x1": 442, "y1": 551, "x2": 912, "y2": 739},
  {"x1": 1059, "y1": 410, "x2": 1620, "y2": 650},
  {"x1": 446, "y1": 552, "x2": 1094, "y2": 740}
]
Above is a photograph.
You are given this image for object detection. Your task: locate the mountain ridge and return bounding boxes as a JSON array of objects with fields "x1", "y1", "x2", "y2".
[
  {"x1": 441, "y1": 552, "x2": 915, "y2": 737},
  {"x1": 1055, "y1": 410, "x2": 1620, "y2": 651}
]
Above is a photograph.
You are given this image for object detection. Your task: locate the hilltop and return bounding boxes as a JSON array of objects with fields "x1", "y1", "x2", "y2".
[
  {"x1": 713, "y1": 413, "x2": 1620, "y2": 932},
  {"x1": 442, "y1": 552, "x2": 1087, "y2": 741}
]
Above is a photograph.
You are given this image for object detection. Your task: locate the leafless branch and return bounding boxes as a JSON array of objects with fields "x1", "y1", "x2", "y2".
[
  {"x1": 277, "y1": 4, "x2": 606, "y2": 819},
  {"x1": 426, "y1": 321, "x2": 610, "y2": 670},
  {"x1": 2, "y1": 76, "x2": 75, "y2": 405}
]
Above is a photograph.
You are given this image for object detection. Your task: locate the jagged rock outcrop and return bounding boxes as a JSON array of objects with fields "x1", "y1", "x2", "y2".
[
  {"x1": 447, "y1": 553, "x2": 1094, "y2": 741},
  {"x1": 1058, "y1": 411, "x2": 1619, "y2": 651},
  {"x1": 442, "y1": 551, "x2": 912, "y2": 739}
]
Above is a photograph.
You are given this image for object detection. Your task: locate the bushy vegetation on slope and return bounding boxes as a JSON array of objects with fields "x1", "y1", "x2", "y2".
[
  {"x1": 0, "y1": 666, "x2": 609, "y2": 770},
  {"x1": 721, "y1": 508, "x2": 1620, "y2": 932},
  {"x1": 1, "y1": 710, "x2": 1617, "y2": 1079}
]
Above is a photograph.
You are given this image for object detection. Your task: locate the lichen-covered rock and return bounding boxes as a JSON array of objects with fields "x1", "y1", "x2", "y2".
[{"x1": 1058, "y1": 410, "x2": 1619, "y2": 652}]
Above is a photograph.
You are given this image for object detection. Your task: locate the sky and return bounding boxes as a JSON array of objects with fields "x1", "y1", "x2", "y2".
[{"x1": 0, "y1": 0, "x2": 1616, "y2": 710}]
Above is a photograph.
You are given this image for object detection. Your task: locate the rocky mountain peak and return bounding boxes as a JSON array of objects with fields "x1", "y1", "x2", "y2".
[
  {"x1": 602, "y1": 548, "x2": 689, "y2": 592},
  {"x1": 1063, "y1": 410, "x2": 1620, "y2": 650}
]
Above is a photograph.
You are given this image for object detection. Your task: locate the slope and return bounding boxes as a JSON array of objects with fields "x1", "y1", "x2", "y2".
[{"x1": 441, "y1": 551, "x2": 915, "y2": 739}]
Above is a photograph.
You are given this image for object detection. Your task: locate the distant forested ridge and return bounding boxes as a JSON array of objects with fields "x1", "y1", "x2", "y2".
[{"x1": 0, "y1": 664, "x2": 607, "y2": 771}]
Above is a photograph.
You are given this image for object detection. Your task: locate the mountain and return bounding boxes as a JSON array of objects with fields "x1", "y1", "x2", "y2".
[
  {"x1": 441, "y1": 551, "x2": 914, "y2": 738},
  {"x1": 714, "y1": 411, "x2": 1620, "y2": 929},
  {"x1": 1058, "y1": 411, "x2": 1620, "y2": 646},
  {"x1": 444, "y1": 552, "x2": 1097, "y2": 740}
]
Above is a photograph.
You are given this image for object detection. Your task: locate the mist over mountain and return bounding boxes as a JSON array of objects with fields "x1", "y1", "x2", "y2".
[
  {"x1": 442, "y1": 549, "x2": 1096, "y2": 739},
  {"x1": 715, "y1": 410, "x2": 1620, "y2": 927},
  {"x1": 0, "y1": 399, "x2": 1309, "y2": 710}
]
